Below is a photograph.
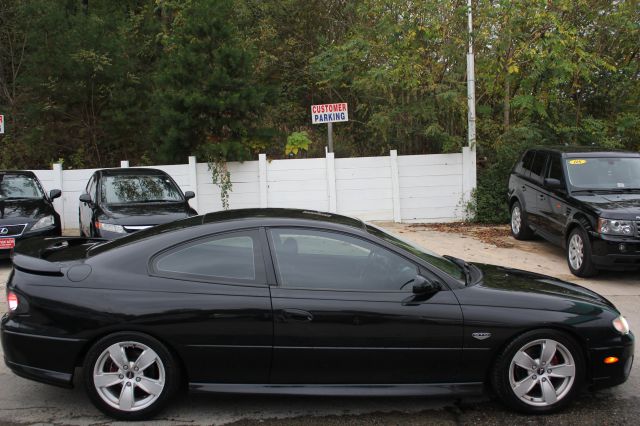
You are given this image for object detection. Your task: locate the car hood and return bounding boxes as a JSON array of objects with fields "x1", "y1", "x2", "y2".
[
  {"x1": 456, "y1": 263, "x2": 617, "y2": 313},
  {"x1": 0, "y1": 198, "x2": 52, "y2": 224},
  {"x1": 572, "y1": 193, "x2": 640, "y2": 220},
  {"x1": 100, "y1": 202, "x2": 193, "y2": 226}
]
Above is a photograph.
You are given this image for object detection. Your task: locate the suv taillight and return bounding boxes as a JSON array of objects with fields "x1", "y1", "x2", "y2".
[{"x1": 7, "y1": 291, "x2": 18, "y2": 311}]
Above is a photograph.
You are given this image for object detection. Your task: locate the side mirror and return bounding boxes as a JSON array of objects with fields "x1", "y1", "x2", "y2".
[
  {"x1": 412, "y1": 275, "x2": 441, "y2": 295},
  {"x1": 184, "y1": 191, "x2": 195, "y2": 200},
  {"x1": 49, "y1": 189, "x2": 62, "y2": 200},
  {"x1": 544, "y1": 178, "x2": 563, "y2": 190},
  {"x1": 79, "y1": 193, "x2": 93, "y2": 205}
]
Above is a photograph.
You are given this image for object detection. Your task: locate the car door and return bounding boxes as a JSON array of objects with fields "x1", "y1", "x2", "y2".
[
  {"x1": 523, "y1": 150, "x2": 549, "y2": 228},
  {"x1": 266, "y1": 227, "x2": 463, "y2": 385},
  {"x1": 79, "y1": 175, "x2": 96, "y2": 236},
  {"x1": 537, "y1": 153, "x2": 567, "y2": 245}
]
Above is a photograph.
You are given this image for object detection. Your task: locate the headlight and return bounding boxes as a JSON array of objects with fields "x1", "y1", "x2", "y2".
[
  {"x1": 598, "y1": 218, "x2": 634, "y2": 236},
  {"x1": 613, "y1": 315, "x2": 630, "y2": 335},
  {"x1": 30, "y1": 215, "x2": 55, "y2": 231},
  {"x1": 96, "y1": 221, "x2": 126, "y2": 234}
]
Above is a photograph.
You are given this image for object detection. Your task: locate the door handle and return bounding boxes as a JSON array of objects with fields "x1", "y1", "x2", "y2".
[
  {"x1": 521, "y1": 185, "x2": 526, "y2": 192},
  {"x1": 281, "y1": 309, "x2": 314, "y2": 322}
]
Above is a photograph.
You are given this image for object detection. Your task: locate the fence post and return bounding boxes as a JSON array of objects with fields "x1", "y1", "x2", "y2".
[
  {"x1": 462, "y1": 146, "x2": 476, "y2": 220},
  {"x1": 52, "y1": 163, "x2": 65, "y2": 230},
  {"x1": 120, "y1": 160, "x2": 129, "y2": 168},
  {"x1": 258, "y1": 154, "x2": 268, "y2": 208},
  {"x1": 390, "y1": 150, "x2": 401, "y2": 223},
  {"x1": 326, "y1": 151, "x2": 337, "y2": 213},
  {"x1": 188, "y1": 156, "x2": 199, "y2": 212}
]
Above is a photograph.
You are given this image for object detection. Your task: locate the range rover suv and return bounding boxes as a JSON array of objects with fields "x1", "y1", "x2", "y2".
[{"x1": 508, "y1": 147, "x2": 640, "y2": 277}]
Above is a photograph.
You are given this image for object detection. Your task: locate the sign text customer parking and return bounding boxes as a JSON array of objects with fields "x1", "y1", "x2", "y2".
[{"x1": 311, "y1": 103, "x2": 348, "y2": 124}]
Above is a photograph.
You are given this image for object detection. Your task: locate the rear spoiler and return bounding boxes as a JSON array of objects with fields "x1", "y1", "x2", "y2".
[{"x1": 12, "y1": 237, "x2": 106, "y2": 276}]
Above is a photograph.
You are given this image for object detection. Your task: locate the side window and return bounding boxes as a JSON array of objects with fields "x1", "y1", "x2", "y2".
[
  {"x1": 547, "y1": 155, "x2": 564, "y2": 182},
  {"x1": 152, "y1": 229, "x2": 265, "y2": 284},
  {"x1": 529, "y1": 151, "x2": 548, "y2": 182},
  {"x1": 520, "y1": 151, "x2": 535, "y2": 174},
  {"x1": 86, "y1": 176, "x2": 96, "y2": 198},
  {"x1": 269, "y1": 228, "x2": 418, "y2": 291}
]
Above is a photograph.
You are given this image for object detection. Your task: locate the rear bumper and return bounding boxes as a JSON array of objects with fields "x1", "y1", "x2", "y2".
[
  {"x1": 589, "y1": 333, "x2": 634, "y2": 389},
  {"x1": 1, "y1": 324, "x2": 86, "y2": 388}
]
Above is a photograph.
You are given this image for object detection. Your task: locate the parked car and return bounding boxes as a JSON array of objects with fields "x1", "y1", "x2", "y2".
[
  {"x1": 508, "y1": 147, "x2": 640, "y2": 277},
  {"x1": 78, "y1": 168, "x2": 197, "y2": 239},
  {"x1": 0, "y1": 170, "x2": 61, "y2": 258},
  {"x1": 2, "y1": 208, "x2": 633, "y2": 420}
]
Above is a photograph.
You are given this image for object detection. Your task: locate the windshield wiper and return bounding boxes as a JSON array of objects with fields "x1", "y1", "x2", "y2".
[
  {"x1": 136, "y1": 199, "x2": 177, "y2": 203},
  {"x1": 444, "y1": 255, "x2": 472, "y2": 285}
]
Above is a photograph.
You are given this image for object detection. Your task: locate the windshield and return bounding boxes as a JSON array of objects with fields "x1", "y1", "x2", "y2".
[
  {"x1": 565, "y1": 157, "x2": 640, "y2": 191},
  {"x1": 0, "y1": 174, "x2": 45, "y2": 199},
  {"x1": 366, "y1": 224, "x2": 464, "y2": 281},
  {"x1": 101, "y1": 174, "x2": 183, "y2": 204}
]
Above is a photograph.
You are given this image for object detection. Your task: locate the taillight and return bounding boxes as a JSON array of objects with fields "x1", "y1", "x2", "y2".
[{"x1": 7, "y1": 291, "x2": 18, "y2": 311}]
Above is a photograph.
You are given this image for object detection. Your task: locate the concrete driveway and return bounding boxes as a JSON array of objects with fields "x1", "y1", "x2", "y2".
[{"x1": 0, "y1": 224, "x2": 638, "y2": 425}]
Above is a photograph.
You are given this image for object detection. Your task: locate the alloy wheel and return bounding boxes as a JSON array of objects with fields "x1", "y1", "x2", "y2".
[
  {"x1": 511, "y1": 206, "x2": 522, "y2": 235},
  {"x1": 568, "y1": 234, "x2": 584, "y2": 270},
  {"x1": 509, "y1": 338, "x2": 576, "y2": 407},
  {"x1": 93, "y1": 341, "x2": 166, "y2": 412}
]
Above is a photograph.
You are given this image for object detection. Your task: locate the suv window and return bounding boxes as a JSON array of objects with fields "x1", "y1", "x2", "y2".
[
  {"x1": 529, "y1": 151, "x2": 548, "y2": 182},
  {"x1": 152, "y1": 229, "x2": 265, "y2": 284},
  {"x1": 269, "y1": 228, "x2": 417, "y2": 291},
  {"x1": 547, "y1": 155, "x2": 564, "y2": 182},
  {"x1": 520, "y1": 151, "x2": 535, "y2": 174}
]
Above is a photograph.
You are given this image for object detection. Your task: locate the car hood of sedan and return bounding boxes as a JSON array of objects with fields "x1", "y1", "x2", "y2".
[
  {"x1": 101, "y1": 202, "x2": 192, "y2": 226},
  {"x1": 460, "y1": 263, "x2": 616, "y2": 313},
  {"x1": 572, "y1": 193, "x2": 640, "y2": 220},
  {"x1": 0, "y1": 198, "x2": 51, "y2": 223}
]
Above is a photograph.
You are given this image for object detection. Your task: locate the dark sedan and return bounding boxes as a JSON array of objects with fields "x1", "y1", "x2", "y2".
[
  {"x1": 78, "y1": 167, "x2": 197, "y2": 239},
  {"x1": 0, "y1": 170, "x2": 61, "y2": 258},
  {"x1": 1, "y1": 209, "x2": 633, "y2": 420}
]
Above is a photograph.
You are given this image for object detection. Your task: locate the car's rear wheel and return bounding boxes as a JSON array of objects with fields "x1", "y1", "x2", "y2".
[
  {"x1": 510, "y1": 201, "x2": 534, "y2": 240},
  {"x1": 83, "y1": 332, "x2": 179, "y2": 420},
  {"x1": 492, "y1": 329, "x2": 584, "y2": 414},
  {"x1": 567, "y1": 227, "x2": 598, "y2": 277}
]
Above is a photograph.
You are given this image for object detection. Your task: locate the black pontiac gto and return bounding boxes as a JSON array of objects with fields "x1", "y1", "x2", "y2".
[
  {"x1": 1, "y1": 209, "x2": 633, "y2": 420},
  {"x1": 0, "y1": 170, "x2": 62, "y2": 258}
]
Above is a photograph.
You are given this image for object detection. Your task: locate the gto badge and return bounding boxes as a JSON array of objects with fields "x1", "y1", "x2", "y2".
[
  {"x1": 0, "y1": 228, "x2": 8, "y2": 235},
  {"x1": 472, "y1": 332, "x2": 492, "y2": 340}
]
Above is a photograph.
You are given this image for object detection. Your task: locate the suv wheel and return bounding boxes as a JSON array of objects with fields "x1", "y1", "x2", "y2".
[
  {"x1": 511, "y1": 201, "x2": 534, "y2": 240},
  {"x1": 566, "y1": 227, "x2": 598, "y2": 277}
]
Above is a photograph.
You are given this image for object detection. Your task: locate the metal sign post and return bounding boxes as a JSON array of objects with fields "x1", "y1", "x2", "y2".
[{"x1": 311, "y1": 103, "x2": 348, "y2": 153}]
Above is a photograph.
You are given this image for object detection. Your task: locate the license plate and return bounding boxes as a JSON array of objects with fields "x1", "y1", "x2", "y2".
[{"x1": 0, "y1": 238, "x2": 15, "y2": 249}]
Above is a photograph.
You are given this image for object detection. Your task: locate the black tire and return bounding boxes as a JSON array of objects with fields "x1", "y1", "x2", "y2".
[
  {"x1": 491, "y1": 329, "x2": 584, "y2": 414},
  {"x1": 566, "y1": 227, "x2": 598, "y2": 277},
  {"x1": 510, "y1": 201, "x2": 534, "y2": 240},
  {"x1": 83, "y1": 332, "x2": 180, "y2": 421}
]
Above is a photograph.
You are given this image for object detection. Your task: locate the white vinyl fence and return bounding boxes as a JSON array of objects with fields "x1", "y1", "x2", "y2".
[{"x1": 31, "y1": 148, "x2": 476, "y2": 231}]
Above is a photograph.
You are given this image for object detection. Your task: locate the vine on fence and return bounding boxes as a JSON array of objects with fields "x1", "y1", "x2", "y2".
[{"x1": 207, "y1": 157, "x2": 232, "y2": 210}]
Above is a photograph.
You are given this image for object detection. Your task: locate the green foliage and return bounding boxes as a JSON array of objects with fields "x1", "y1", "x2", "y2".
[{"x1": 285, "y1": 131, "x2": 312, "y2": 157}]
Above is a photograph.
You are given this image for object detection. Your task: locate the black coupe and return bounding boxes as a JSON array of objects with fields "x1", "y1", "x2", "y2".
[
  {"x1": 0, "y1": 170, "x2": 62, "y2": 258},
  {"x1": 1, "y1": 209, "x2": 633, "y2": 420}
]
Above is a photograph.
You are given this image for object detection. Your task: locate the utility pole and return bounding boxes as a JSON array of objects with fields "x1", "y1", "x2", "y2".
[{"x1": 467, "y1": 0, "x2": 476, "y2": 151}]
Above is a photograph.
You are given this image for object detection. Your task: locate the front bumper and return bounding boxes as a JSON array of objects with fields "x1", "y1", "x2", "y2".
[
  {"x1": 1, "y1": 319, "x2": 86, "y2": 388},
  {"x1": 589, "y1": 332, "x2": 634, "y2": 389},
  {"x1": 590, "y1": 235, "x2": 640, "y2": 270}
]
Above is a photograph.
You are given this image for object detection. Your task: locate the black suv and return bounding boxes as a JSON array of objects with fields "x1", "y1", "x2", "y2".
[{"x1": 508, "y1": 147, "x2": 640, "y2": 277}]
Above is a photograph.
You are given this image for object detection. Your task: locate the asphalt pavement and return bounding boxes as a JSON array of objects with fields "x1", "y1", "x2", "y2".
[{"x1": 1, "y1": 227, "x2": 639, "y2": 425}]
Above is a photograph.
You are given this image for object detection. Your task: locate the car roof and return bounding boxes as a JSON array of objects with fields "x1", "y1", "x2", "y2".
[
  {"x1": 97, "y1": 167, "x2": 168, "y2": 176},
  {"x1": 529, "y1": 146, "x2": 640, "y2": 158},
  {"x1": 0, "y1": 170, "x2": 38, "y2": 177},
  {"x1": 203, "y1": 208, "x2": 366, "y2": 230}
]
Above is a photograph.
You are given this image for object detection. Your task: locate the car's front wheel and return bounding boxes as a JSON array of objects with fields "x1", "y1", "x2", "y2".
[
  {"x1": 567, "y1": 227, "x2": 598, "y2": 277},
  {"x1": 492, "y1": 329, "x2": 584, "y2": 414},
  {"x1": 83, "y1": 332, "x2": 179, "y2": 420}
]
